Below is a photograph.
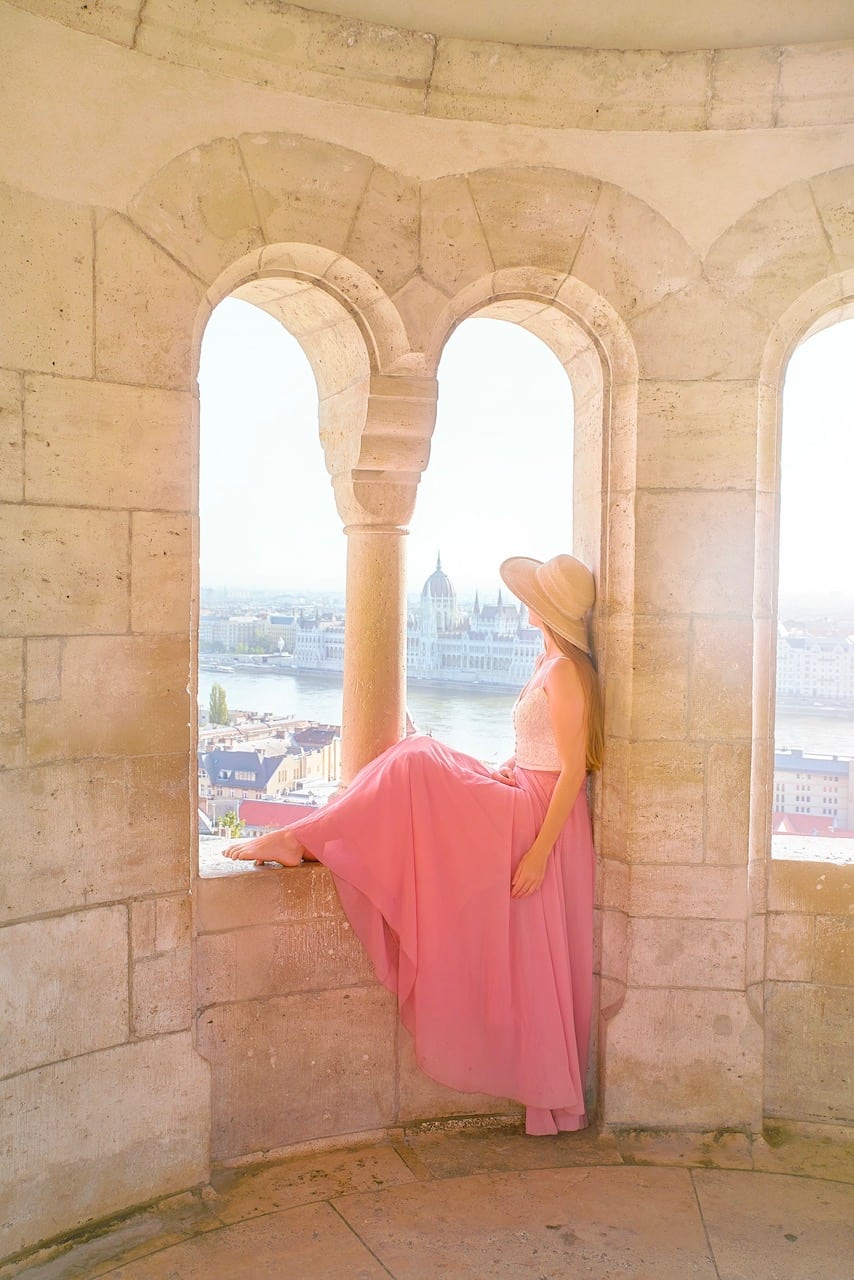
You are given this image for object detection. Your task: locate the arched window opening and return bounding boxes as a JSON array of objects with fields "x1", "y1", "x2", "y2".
[
  {"x1": 408, "y1": 317, "x2": 575, "y2": 763},
  {"x1": 197, "y1": 297, "x2": 345, "y2": 858},
  {"x1": 773, "y1": 317, "x2": 854, "y2": 863}
]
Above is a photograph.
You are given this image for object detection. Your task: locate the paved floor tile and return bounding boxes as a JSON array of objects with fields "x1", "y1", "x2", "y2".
[
  {"x1": 752, "y1": 1124, "x2": 854, "y2": 1184},
  {"x1": 210, "y1": 1142, "x2": 416, "y2": 1223},
  {"x1": 102, "y1": 1202, "x2": 389, "y2": 1280},
  {"x1": 404, "y1": 1125, "x2": 623, "y2": 1179},
  {"x1": 694, "y1": 1169, "x2": 854, "y2": 1280},
  {"x1": 616, "y1": 1128, "x2": 754, "y2": 1170},
  {"x1": 336, "y1": 1166, "x2": 717, "y2": 1279}
]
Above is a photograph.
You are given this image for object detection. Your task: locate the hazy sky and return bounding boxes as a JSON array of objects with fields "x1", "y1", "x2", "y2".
[{"x1": 199, "y1": 299, "x2": 853, "y2": 609}]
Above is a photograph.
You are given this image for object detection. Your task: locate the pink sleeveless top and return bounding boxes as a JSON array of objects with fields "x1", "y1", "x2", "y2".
[{"x1": 513, "y1": 659, "x2": 562, "y2": 772}]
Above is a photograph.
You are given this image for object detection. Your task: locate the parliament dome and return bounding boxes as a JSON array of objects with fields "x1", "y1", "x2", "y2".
[{"x1": 421, "y1": 554, "x2": 456, "y2": 602}]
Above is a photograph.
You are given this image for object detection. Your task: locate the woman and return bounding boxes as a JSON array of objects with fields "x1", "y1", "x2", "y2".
[{"x1": 224, "y1": 554, "x2": 603, "y2": 1135}]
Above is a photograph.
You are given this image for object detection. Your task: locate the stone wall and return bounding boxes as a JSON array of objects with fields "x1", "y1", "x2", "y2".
[
  {"x1": 765, "y1": 861, "x2": 854, "y2": 1127},
  {"x1": 1, "y1": 0, "x2": 853, "y2": 1265},
  {"x1": 196, "y1": 861, "x2": 523, "y2": 1161}
]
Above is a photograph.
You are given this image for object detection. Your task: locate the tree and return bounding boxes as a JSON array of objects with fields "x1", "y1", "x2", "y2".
[
  {"x1": 219, "y1": 811, "x2": 245, "y2": 838},
  {"x1": 209, "y1": 682, "x2": 229, "y2": 725}
]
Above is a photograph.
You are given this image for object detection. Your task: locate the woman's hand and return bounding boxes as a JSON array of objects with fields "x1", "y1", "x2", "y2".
[
  {"x1": 490, "y1": 760, "x2": 516, "y2": 786},
  {"x1": 511, "y1": 846, "x2": 550, "y2": 897}
]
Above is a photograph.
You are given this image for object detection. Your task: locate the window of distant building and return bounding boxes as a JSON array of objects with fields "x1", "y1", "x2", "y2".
[{"x1": 772, "y1": 318, "x2": 854, "y2": 862}]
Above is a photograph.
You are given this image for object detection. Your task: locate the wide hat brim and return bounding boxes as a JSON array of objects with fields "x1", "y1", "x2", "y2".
[{"x1": 500, "y1": 555, "x2": 594, "y2": 654}]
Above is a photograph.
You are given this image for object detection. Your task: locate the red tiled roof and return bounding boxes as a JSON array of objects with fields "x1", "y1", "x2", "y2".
[
  {"x1": 773, "y1": 813, "x2": 854, "y2": 837},
  {"x1": 238, "y1": 800, "x2": 316, "y2": 827}
]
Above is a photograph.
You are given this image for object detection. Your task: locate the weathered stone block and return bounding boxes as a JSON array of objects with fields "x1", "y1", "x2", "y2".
[
  {"x1": 0, "y1": 370, "x2": 22, "y2": 502},
  {"x1": 605, "y1": 989, "x2": 762, "y2": 1128},
  {"x1": 1, "y1": 755, "x2": 189, "y2": 923},
  {"x1": 132, "y1": 892, "x2": 192, "y2": 961},
  {"x1": 626, "y1": 741, "x2": 705, "y2": 864},
  {"x1": 636, "y1": 381, "x2": 757, "y2": 491},
  {"x1": 707, "y1": 46, "x2": 779, "y2": 130},
  {"x1": 629, "y1": 280, "x2": 768, "y2": 381},
  {"x1": 196, "y1": 863, "x2": 343, "y2": 931},
  {"x1": 630, "y1": 616, "x2": 690, "y2": 740},
  {"x1": 419, "y1": 175, "x2": 495, "y2": 296},
  {"x1": 24, "y1": 636, "x2": 62, "y2": 702},
  {"x1": 130, "y1": 137, "x2": 265, "y2": 284},
  {"x1": 572, "y1": 186, "x2": 700, "y2": 321},
  {"x1": 0, "y1": 1034, "x2": 209, "y2": 1260},
  {"x1": 95, "y1": 214, "x2": 203, "y2": 390},
  {"x1": 766, "y1": 913, "x2": 814, "y2": 983},
  {"x1": 25, "y1": 376, "x2": 194, "y2": 511},
  {"x1": 10, "y1": 0, "x2": 141, "y2": 46},
  {"x1": 195, "y1": 917, "x2": 375, "y2": 1008},
  {"x1": 468, "y1": 168, "x2": 599, "y2": 272},
  {"x1": 688, "y1": 617, "x2": 753, "y2": 742},
  {"x1": 813, "y1": 916, "x2": 854, "y2": 986},
  {"x1": 345, "y1": 165, "x2": 419, "y2": 297},
  {"x1": 768, "y1": 860, "x2": 854, "y2": 916},
  {"x1": 138, "y1": 0, "x2": 433, "y2": 113},
  {"x1": 133, "y1": 945, "x2": 192, "y2": 1036},
  {"x1": 391, "y1": 274, "x2": 449, "y2": 356},
  {"x1": 704, "y1": 182, "x2": 835, "y2": 322},
  {"x1": 239, "y1": 134, "x2": 374, "y2": 252},
  {"x1": 199, "y1": 986, "x2": 398, "y2": 1160},
  {"x1": 26, "y1": 634, "x2": 191, "y2": 763},
  {"x1": 0, "y1": 639, "x2": 23, "y2": 748},
  {"x1": 704, "y1": 743, "x2": 752, "y2": 866},
  {"x1": 397, "y1": 1026, "x2": 521, "y2": 1124},
  {"x1": 0, "y1": 906, "x2": 128, "y2": 1077},
  {"x1": 765, "y1": 983, "x2": 854, "y2": 1123},
  {"x1": 629, "y1": 865, "x2": 748, "y2": 920},
  {"x1": 778, "y1": 44, "x2": 854, "y2": 127},
  {"x1": 629, "y1": 917, "x2": 745, "y2": 990},
  {"x1": 0, "y1": 503, "x2": 129, "y2": 637},
  {"x1": 810, "y1": 166, "x2": 854, "y2": 268},
  {"x1": 429, "y1": 41, "x2": 709, "y2": 131},
  {"x1": 131, "y1": 512, "x2": 193, "y2": 634},
  {"x1": 600, "y1": 907, "x2": 629, "y2": 984},
  {"x1": 634, "y1": 490, "x2": 756, "y2": 617},
  {"x1": 0, "y1": 183, "x2": 92, "y2": 377}
]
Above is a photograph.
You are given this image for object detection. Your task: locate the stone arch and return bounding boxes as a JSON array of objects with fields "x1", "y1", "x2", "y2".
[
  {"x1": 419, "y1": 266, "x2": 641, "y2": 1117},
  {"x1": 749, "y1": 271, "x2": 854, "y2": 870},
  {"x1": 749, "y1": 272, "x2": 854, "y2": 1127},
  {"x1": 704, "y1": 164, "x2": 854, "y2": 327}
]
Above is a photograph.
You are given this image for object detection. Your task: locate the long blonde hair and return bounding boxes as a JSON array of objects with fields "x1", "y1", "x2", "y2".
[{"x1": 543, "y1": 626, "x2": 604, "y2": 772}]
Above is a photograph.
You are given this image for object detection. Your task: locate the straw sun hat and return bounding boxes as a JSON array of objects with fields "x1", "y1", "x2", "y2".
[{"x1": 499, "y1": 554, "x2": 595, "y2": 655}]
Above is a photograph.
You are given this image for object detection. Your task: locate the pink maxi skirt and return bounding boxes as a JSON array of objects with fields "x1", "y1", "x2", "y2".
[{"x1": 286, "y1": 734, "x2": 595, "y2": 1135}]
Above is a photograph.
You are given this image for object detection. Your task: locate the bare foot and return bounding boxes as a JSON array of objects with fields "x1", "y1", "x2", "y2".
[{"x1": 221, "y1": 829, "x2": 305, "y2": 867}]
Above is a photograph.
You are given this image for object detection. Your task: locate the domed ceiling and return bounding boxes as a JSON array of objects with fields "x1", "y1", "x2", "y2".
[{"x1": 292, "y1": 0, "x2": 853, "y2": 50}]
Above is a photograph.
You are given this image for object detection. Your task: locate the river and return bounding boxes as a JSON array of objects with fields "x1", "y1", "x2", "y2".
[{"x1": 197, "y1": 669, "x2": 852, "y2": 762}]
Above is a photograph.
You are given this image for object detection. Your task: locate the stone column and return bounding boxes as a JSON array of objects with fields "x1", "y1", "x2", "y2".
[
  {"x1": 327, "y1": 374, "x2": 438, "y2": 781},
  {"x1": 341, "y1": 522, "x2": 408, "y2": 781}
]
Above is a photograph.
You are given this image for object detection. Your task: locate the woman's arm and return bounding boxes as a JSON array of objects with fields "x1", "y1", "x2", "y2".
[{"x1": 511, "y1": 659, "x2": 587, "y2": 898}]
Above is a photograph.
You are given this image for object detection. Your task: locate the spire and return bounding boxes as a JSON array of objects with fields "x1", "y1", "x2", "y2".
[
  {"x1": 436, "y1": 551, "x2": 442, "y2": 572},
  {"x1": 473, "y1": 590, "x2": 480, "y2": 615},
  {"x1": 497, "y1": 588, "x2": 503, "y2": 607}
]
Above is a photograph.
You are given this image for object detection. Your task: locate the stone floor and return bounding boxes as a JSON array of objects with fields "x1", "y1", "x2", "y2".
[{"x1": 7, "y1": 1122, "x2": 854, "y2": 1279}]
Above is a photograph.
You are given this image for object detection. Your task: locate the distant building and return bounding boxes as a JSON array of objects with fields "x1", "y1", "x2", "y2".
[
  {"x1": 293, "y1": 555, "x2": 543, "y2": 687},
  {"x1": 199, "y1": 614, "x2": 271, "y2": 649},
  {"x1": 772, "y1": 749, "x2": 854, "y2": 833},
  {"x1": 198, "y1": 727, "x2": 341, "y2": 820},
  {"x1": 776, "y1": 624, "x2": 854, "y2": 706}
]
